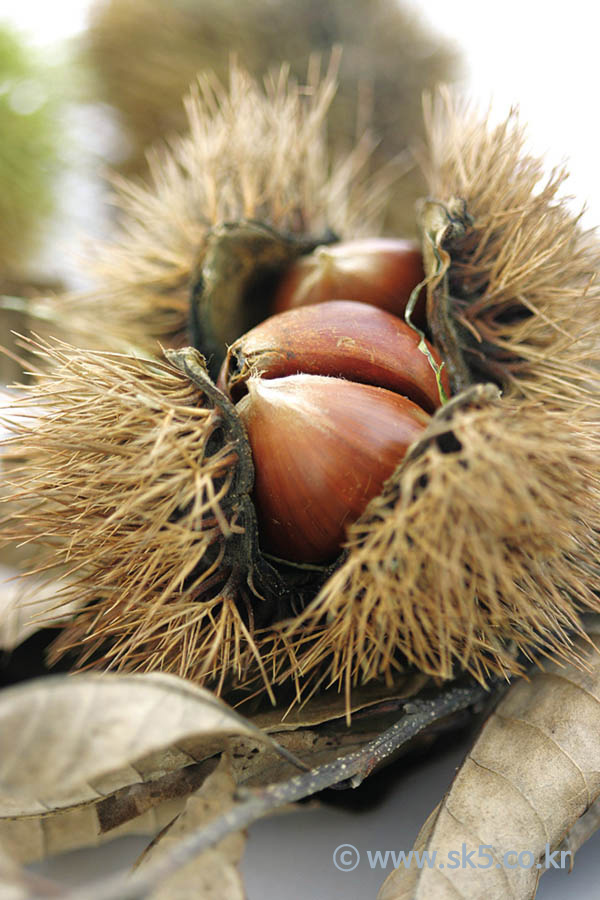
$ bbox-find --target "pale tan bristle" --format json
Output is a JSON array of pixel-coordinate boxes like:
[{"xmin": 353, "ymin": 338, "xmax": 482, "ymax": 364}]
[
  {"xmin": 42, "ymin": 62, "xmax": 394, "ymax": 357},
  {"xmin": 279, "ymin": 392, "xmax": 600, "ymax": 696},
  {"xmin": 420, "ymin": 88, "xmax": 600, "ymax": 411},
  {"xmin": 0, "ymin": 337, "xmax": 265, "ymax": 678},
  {"xmin": 4, "ymin": 90, "xmax": 600, "ymax": 709}
]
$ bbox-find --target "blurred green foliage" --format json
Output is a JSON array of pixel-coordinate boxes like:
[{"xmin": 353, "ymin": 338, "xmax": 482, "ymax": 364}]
[{"xmin": 0, "ymin": 25, "xmax": 60, "ymax": 276}]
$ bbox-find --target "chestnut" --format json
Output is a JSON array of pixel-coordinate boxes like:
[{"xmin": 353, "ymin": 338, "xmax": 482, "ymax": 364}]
[
  {"xmin": 272, "ymin": 237, "xmax": 426, "ymax": 324},
  {"xmin": 219, "ymin": 301, "xmax": 446, "ymax": 565},
  {"xmin": 236, "ymin": 374, "xmax": 430, "ymax": 563},
  {"xmin": 218, "ymin": 300, "xmax": 449, "ymax": 412}
]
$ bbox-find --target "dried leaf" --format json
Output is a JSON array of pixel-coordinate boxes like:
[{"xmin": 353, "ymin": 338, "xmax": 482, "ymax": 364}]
[
  {"xmin": 0, "ymin": 719, "xmax": 365, "ymax": 865},
  {"xmin": 559, "ymin": 791, "xmax": 600, "ymax": 865},
  {"xmin": 46, "ymin": 682, "xmax": 484, "ymax": 900},
  {"xmin": 0, "ymin": 672, "xmax": 298, "ymax": 804},
  {"xmin": 138, "ymin": 757, "xmax": 246, "ymax": 900},
  {"xmin": 0, "ymin": 761, "xmax": 215, "ymax": 864},
  {"xmin": 0, "ymin": 674, "xmax": 438, "ymax": 863},
  {"xmin": 377, "ymin": 630, "xmax": 600, "ymax": 899},
  {"xmin": 252, "ymin": 674, "xmax": 431, "ymax": 732},
  {"xmin": 228, "ymin": 722, "xmax": 383, "ymax": 789}
]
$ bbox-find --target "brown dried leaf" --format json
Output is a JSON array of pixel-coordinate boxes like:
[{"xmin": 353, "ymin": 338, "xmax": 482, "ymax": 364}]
[
  {"xmin": 0, "ymin": 722, "xmax": 367, "ymax": 866},
  {"xmin": 0, "ymin": 712, "xmax": 361, "ymax": 863},
  {"xmin": 60, "ymin": 683, "xmax": 483, "ymax": 900},
  {"xmin": 232, "ymin": 675, "xmax": 437, "ymax": 787},
  {"xmin": 0, "ymin": 672, "xmax": 291, "ymax": 804},
  {"xmin": 0, "ymin": 674, "xmax": 436, "ymax": 863},
  {"xmin": 138, "ymin": 756, "xmax": 246, "ymax": 900},
  {"xmin": 253, "ymin": 674, "xmax": 431, "ymax": 732},
  {"xmin": 378, "ymin": 628, "xmax": 600, "ymax": 900},
  {"xmin": 229, "ymin": 722, "xmax": 382, "ymax": 789},
  {"xmin": 0, "ymin": 760, "xmax": 215, "ymax": 865}
]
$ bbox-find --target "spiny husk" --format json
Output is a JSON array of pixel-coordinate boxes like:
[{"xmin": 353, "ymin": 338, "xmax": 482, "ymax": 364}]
[
  {"xmin": 0, "ymin": 339, "xmax": 273, "ymax": 693},
  {"xmin": 84, "ymin": 0, "xmax": 459, "ymax": 232},
  {"xmin": 51, "ymin": 62, "xmax": 393, "ymax": 357},
  {"xmin": 419, "ymin": 88, "xmax": 600, "ymax": 411},
  {"xmin": 279, "ymin": 387, "xmax": 600, "ymax": 700},
  {"xmin": 5, "ymin": 95, "xmax": 600, "ymax": 710},
  {"xmin": 275, "ymin": 98, "xmax": 600, "ymax": 698}
]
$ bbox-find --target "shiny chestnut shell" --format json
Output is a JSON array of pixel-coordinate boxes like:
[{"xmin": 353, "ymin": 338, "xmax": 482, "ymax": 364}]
[
  {"xmin": 218, "ymin": 300, "xmax": 449, "ymax": 413},
  {"xmin": 272, "ymin": 238, "xmax": 426, "ymax": 324},
  {"xmin": 236, "ymin": 374, "xmax": 430, "ymax": 564}
]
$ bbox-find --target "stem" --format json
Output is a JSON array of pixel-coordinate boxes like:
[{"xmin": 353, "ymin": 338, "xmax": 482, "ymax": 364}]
[{"xmin": 45, "ymin": 681, "xmax": 489, "ymax": 900}]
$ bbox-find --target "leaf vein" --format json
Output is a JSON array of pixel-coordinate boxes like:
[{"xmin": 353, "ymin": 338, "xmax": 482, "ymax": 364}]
[
  {"xmin": 494, "ymin": 712, "xmax": 590, "ymax": 808},
  {"xmin": 468, "ymin": 756, "xmax": 551, "ymax": 844},
  {"xmin": 445, "ymin": 805, "xmax": 515, "ymax": 896}
]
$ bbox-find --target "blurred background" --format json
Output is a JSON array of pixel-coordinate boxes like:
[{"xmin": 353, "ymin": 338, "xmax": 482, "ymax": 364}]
[
  {"xmin": 3, "ymin": 0, "xmax": 598, "ymax": 295},
  {"xmin": 1, "ymin": 1, "xmax": 599, "ymax": 897}
]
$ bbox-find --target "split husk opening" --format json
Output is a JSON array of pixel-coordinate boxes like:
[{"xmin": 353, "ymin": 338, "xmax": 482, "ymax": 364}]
[{"xmin": 2, "ymin": 79, "xmax": 600, "ymax": 714}]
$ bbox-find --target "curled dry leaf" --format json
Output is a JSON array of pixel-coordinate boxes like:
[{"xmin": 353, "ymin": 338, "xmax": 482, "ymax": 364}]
[
  {"xmin": 0, "ymin": 672, "xmax": 300, "ymax": 805},
  {"xmin": 138, "ymin": 756, "xmax": 245, "ymax": 900},
  {"xmin": 0, "ymin": 675, "xmax": 432, "ymax": 864},
  {"xmin": 253, "ymin": 674, "xmax": 431, "ymax": 730},
  {"xmin": 227, "ymin": 676, "xmax": 437, "ymax": 790},
  {"xmin": 41, "ymin": 682, "xmax": 484, "ymax": 900},
  {"xmin": 0, "ymin": 760, "xmax": 214, "ymax": 865},
  {"xmin": 0, "ymin": 721, "xmax": 372, "ymax": 866},
  {"xmin": 377, "ymin": 628, "xmax": 600, "ymax": 900},
  {"xmin": 0, "ymin": 719, "xmax": 372, "ymax": 867}
]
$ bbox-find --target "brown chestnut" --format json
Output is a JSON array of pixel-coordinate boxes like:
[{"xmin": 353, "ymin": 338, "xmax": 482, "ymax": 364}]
[
  {"xmin": 218, "ymin": 300, "xmax": 449, "ymax": 413},
  {"xmin": 219, "ymin": 301, "xmax": 448, "ymax": 564},
  {"xmin": 272, "ymin": 237, "xmax": 426, "ymax": 324},
  {"xmin": 236, "ymin": 374, "xmax": 430, "ymax": 564}
]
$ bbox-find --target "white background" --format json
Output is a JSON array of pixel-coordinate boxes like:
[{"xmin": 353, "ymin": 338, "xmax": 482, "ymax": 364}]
[{"xmin": 3, "ymin": 1, "xmax": 600, "ymax": 897}]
